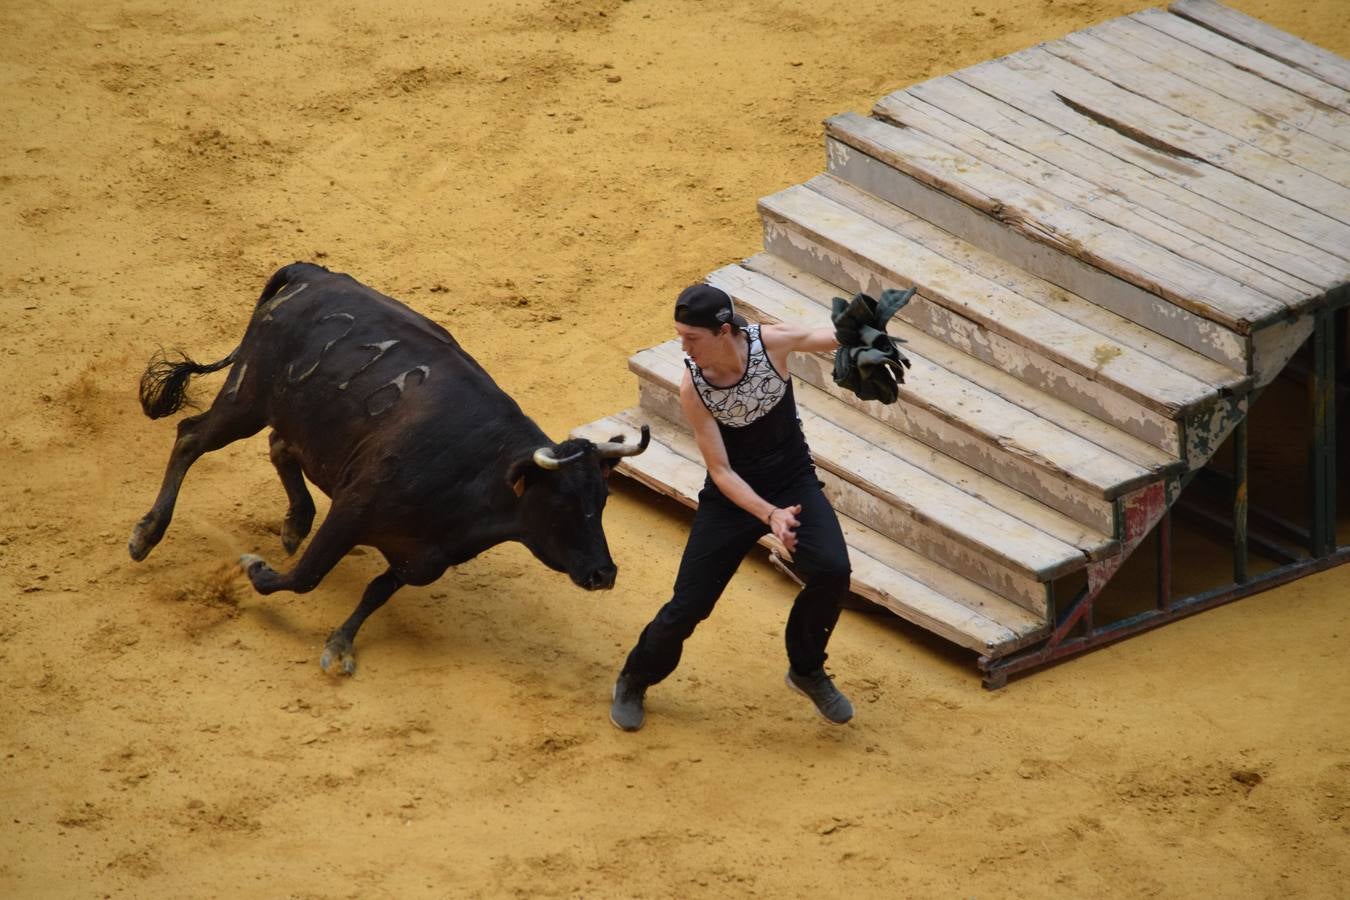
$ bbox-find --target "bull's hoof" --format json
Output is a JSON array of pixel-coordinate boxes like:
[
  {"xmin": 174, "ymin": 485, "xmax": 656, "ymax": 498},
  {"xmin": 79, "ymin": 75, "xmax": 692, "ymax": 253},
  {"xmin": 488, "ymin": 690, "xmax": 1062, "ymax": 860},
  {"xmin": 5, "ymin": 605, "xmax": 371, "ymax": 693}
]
[
  {"xmin": 281, "ymin": 522, "xmax": 305, "ymax": 556},
  {"xmin": 281, "ymin": 510, "xmax": 313, "ymax": 556},
  {"xmin": 320, "ymin": 631, "xmax": 356, "ymax": 677},
  {"xmin": 127, "ymin": 517, "xmax": 161, "ymax": 562},
  {"xmin": 239, "ymin": 553, "xmax": 273, "ymax": 588}
]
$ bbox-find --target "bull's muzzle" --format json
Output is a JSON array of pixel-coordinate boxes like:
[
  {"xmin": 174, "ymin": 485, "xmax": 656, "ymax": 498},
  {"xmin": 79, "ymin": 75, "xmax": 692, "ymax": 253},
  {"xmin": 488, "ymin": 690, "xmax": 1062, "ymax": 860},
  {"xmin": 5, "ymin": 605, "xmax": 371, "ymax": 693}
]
[{"xmin": 580, "ymin": 563, "xmax": 617, "ymax": 591}]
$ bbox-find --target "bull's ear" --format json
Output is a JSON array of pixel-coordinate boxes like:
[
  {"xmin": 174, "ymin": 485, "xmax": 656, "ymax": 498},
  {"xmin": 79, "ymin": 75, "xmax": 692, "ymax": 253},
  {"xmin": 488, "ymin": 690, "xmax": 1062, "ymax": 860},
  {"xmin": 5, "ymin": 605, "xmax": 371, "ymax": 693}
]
[{"xmin": 505, "ymin": 458, "xmax": 532, "ymax": 498}]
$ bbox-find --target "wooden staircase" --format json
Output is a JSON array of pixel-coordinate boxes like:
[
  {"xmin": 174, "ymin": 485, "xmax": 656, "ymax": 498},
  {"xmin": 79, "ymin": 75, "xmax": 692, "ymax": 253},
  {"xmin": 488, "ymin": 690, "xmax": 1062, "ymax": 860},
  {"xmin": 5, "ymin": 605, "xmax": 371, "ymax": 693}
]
[{"xmin": 575, "ymin": 0, "xmax": 1350, "ymax": 682}]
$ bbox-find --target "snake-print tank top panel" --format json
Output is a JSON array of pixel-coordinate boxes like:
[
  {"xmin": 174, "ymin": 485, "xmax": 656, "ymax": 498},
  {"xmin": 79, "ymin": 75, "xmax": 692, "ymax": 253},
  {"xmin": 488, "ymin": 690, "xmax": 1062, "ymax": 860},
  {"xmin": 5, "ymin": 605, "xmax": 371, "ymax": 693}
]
[
  {"xmin": 686, "ymin": 324, "xmax": 810, "ymax": 473},
  {"xmin": 687, "ymin": 324, "xmax": 787, "ymax": 428}
]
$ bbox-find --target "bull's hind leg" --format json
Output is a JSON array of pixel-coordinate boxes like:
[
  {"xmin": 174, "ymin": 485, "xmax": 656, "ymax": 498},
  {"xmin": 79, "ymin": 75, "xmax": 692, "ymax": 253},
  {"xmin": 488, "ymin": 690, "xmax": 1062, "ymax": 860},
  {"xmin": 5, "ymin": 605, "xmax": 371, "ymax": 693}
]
[
  {"xmin": 268, "ymin": 431, "xmax": 315, "ymax": 555},
  {"xmin": 129, "ymin": 404, "xmax": 265, "ymax": 561},
  {"xmin": 320, "ymin": 568, "xmax": 404, "ymax": 676}
]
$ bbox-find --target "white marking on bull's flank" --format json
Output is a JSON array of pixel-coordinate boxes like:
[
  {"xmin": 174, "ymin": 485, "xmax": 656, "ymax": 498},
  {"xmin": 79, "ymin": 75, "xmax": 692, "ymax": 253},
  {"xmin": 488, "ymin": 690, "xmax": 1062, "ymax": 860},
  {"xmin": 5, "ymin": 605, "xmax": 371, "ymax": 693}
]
[
  {"xmin": 224, "ymin": 361, "xmax": 249, "ymax": 399},
  {"xmin": 288, "ymin": 358, "xmax": 320, "ymax": 383},
  {"xmin": 260, "ymin": 282, "xmax": 308, "ymax": 321},
  {"xmin": 389, "ymin": 364, "xmax": 430, "ymax": 393},
  {"xmin": 287, "ymin": 313, "xmax": 355, "ymax": 384},
  {"xmin": 338, "ymin": 339, "xmax": 400, "ymax": 390},
  {"xmin": 366, "ymin": 365, "xmax": 430, "ymax": 416}
]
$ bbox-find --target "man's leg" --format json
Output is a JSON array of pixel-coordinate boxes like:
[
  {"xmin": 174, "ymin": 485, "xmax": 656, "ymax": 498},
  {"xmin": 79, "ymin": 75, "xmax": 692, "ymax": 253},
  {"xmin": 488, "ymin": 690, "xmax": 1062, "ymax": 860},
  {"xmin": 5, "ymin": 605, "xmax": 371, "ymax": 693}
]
[
  {"xmin": 612, "ymin": 485, "xmax": 764, "ymax": 730},
  {"xmin": 773, "ymin": 474, "xmax": 854, "ymax": 724}
]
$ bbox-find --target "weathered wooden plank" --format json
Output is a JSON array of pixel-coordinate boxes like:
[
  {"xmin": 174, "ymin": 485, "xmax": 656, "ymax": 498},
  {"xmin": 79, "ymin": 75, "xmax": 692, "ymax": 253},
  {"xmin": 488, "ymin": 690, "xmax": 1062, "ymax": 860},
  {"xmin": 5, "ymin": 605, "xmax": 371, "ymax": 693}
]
[
  {"xmin": 712, "ymin": 260, "xmax": 1144, "ymax": 528},
  {"xmin": 814, "ymin": 456, "xmax": 1054, "ymax": 619},
  {"xmin": 949, "ymin": 59, "xmax": 1350, "ymax": 263},
  {"xmin": 1047, "ymin": 30, "xmax": 1350, "ymax": 184},
  {"xmin": 998, "ymin": 47, "xmax": 1350, "ymax": 223},
  {"xmin": 631, "ymin": 341, "xmax": 1088, "ymax": 585},
  {"xmin": 1169, "ymin": 0, "xmax": 1350, "ymax": 93},
  {"xmin": 739, "ymin": 249, "xmax": 1189, "ymax": 473},
  {"xmin": 883, "ymin": 80, "xmax": 1349, "ymax": 291},
  {"xmin": 833, "ymin": 511, "xmax": 1050, "ymax": 644},
  {"xmin": 825, "ymin": 111, "xmax": 1289, "ymax": 333},
  {"xmin": 1135, "ymin": 9, "xmax": 1350, "ymax": 114},
  {"xmin": 857, "ymin": 93, "xmax": 1318, "ymax": 302},
  {"xmin": 1093, "ymin": 17, "xmax": 1350, "ymax": 152},
  {"xmin": 826, "ymin": 136, "xmax": 1250, "ymax": 373},
  {"xmin": 575, "ymin": 411, "xmax": 1049, "ymax": 650}
]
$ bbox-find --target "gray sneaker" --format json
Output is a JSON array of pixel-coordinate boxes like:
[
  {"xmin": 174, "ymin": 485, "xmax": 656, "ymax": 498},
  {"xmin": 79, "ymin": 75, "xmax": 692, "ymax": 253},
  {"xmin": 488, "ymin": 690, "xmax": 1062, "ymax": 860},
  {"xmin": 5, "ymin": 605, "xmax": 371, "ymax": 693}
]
[
  {"xmin": 785, "ymin": 668, "xmax": 854, "ymax": 725},
  {"xmin": 610, "ymin": 674, "xmax": 647, "ymax": 732}
]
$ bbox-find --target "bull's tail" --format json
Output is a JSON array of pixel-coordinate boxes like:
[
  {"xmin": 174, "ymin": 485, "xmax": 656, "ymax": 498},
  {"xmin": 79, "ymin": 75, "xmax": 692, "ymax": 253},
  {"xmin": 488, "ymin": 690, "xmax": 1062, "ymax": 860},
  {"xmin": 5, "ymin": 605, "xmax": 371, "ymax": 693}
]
[
  {"xmin": 138, "ymin": 347, "xmax": 238, "ymax": 419},
  {"xmin": 139, "ymin": 263, "xmax": 321, "ymax": 419}
]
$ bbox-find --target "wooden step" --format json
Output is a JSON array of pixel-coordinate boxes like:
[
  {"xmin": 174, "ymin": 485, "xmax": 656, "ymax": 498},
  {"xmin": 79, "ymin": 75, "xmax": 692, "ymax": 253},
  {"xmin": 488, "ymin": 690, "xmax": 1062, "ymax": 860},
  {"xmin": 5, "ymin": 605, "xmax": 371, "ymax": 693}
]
[
  {"xmin": 795, "ymin": 176, "xmax": 1266, "ymax": 461},
  {"xmin": 873, "ymin": 79, "xmax": 1349, "ymax": 298},
  {"xmin": 631, "ymin": 341, "xmax": 1097, "ymax": 613},
  {"xmin": 572, "ymin": 410, "xmax": 1050, "ymax": 656},
  {"xmin": 736, "ymin": 253, "xmax": 1183, "ymax": 473},
  {"xmin": 708, "ymin": 259, "xmax": 1163, "ymax": 532},
  {"xmin": 821, "ymin": 113, "xmax": 1275, "ymax": 371},
  {"xmin": 757, "ymin": 179, "xmax": 1227, "ymax": 453}
]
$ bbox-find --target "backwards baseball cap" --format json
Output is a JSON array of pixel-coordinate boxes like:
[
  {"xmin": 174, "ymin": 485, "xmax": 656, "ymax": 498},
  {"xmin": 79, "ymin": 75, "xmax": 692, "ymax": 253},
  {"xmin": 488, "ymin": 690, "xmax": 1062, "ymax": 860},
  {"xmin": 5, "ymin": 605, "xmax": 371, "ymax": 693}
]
[{"xmin": 674, "ymin": 283, "xmax": 748, "ymax": 331}]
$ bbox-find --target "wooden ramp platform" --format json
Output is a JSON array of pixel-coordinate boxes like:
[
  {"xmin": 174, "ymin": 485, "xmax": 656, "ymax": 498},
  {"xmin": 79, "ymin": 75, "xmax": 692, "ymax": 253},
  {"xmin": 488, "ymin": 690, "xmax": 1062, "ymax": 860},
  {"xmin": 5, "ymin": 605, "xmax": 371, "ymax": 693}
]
[{"xmin": 577, "ymin": 0, "xmax": 1350, "ymax": 683}]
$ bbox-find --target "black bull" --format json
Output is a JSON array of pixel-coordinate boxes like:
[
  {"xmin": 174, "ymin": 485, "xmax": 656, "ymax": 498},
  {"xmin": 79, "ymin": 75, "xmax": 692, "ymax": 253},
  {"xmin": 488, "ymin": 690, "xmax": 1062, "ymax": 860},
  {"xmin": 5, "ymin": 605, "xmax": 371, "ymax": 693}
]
[{"xmin": 129, "ymin": 262, "xmax": 649, "ymax": 674}]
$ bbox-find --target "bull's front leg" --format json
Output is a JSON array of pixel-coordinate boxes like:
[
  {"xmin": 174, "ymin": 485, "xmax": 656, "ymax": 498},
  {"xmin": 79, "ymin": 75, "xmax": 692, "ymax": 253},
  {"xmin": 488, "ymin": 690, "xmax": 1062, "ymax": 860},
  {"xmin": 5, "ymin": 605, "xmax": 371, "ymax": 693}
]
[
  {"xmin": 320, "ymin": 568, "xmax": 403, "ymax": 676},
  {"xmin": 240, "ymin": 505, "xmax": 358, "ymax": 595}
]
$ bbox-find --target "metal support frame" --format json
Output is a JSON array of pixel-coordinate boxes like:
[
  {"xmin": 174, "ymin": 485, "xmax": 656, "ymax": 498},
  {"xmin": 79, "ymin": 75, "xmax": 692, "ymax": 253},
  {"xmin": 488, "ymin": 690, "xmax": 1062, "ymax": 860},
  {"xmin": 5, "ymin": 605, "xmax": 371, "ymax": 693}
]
[{"xmin": 980, "ymin": 307, "xmax": 1344, "ymax": 689}]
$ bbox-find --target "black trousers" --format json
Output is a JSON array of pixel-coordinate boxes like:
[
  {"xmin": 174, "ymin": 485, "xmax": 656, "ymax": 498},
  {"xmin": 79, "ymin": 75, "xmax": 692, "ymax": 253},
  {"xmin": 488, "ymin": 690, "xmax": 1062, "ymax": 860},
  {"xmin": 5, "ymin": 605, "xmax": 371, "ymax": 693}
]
[{"xmin": 622, "ymin": 461, "xmax": 851, "ymax": 686}]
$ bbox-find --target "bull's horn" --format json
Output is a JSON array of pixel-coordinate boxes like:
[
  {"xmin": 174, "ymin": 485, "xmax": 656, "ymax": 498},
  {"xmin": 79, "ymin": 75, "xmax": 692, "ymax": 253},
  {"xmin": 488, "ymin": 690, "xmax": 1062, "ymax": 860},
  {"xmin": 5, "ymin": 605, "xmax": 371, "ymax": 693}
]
[
  {"xmin": 533, "ymin": 446, "xmax": 586, "ymax": 471},
  {"xmin": 595, "ymin": 424, "xmax": 651, "ymax": 459}
]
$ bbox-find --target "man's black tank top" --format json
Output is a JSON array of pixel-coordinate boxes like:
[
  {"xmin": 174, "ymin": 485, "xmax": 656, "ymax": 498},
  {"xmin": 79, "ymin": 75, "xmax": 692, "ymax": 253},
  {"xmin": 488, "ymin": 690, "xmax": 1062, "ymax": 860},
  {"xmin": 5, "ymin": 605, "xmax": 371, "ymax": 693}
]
[{"xmin": 686, "ymin": 324, "xmax": 811, "ymax": 478}]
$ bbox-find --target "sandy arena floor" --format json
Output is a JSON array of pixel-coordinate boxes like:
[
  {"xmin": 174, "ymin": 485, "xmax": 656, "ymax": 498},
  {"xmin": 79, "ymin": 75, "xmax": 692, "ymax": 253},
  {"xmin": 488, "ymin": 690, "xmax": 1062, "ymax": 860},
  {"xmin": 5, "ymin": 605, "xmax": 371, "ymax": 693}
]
[{"xmin": 2, "ymin": 0, "xmax": 1348, "ymax": 896}]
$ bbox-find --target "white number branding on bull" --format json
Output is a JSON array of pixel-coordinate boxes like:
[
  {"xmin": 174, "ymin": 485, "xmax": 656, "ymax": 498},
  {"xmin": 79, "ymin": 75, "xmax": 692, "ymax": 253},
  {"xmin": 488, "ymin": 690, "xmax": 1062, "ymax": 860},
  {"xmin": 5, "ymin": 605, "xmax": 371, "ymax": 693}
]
[
  {"xmin": 286, "ymin": 312, "xmax": 355, "ymax": 384},
  {"xmin": 126, "ymin": 262, "xmax": 650, "ymax": 678},
  {"xmin": 337, "ymin": 340, "xmax": 401, "ymax": 391},
  {"xmin": 258, "ymin": 281, "xmax": 307, "ymax": 321},
  {"xmin": 223, "ymin": 361, "xmax": 249, "ymax": 401},
  {"xmin": 366, "ymin": 364, "xmax": 430, "ymax": 416}
]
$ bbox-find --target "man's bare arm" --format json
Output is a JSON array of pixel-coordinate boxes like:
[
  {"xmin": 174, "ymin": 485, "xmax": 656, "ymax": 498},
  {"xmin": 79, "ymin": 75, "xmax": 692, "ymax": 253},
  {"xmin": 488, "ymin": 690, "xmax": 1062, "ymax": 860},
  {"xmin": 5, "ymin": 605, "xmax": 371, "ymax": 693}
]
[{"xmin": 679, "ymin": 371, "xmax": 801, "ymax": 553}]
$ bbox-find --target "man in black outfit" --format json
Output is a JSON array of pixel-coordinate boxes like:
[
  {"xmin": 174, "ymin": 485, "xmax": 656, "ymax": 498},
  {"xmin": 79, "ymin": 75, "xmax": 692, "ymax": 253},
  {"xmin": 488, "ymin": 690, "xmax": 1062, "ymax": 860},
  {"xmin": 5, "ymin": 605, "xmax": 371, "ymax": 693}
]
[{"xmin": 611, "ymin": 284, "xmax": 854, "ymax": 731}]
